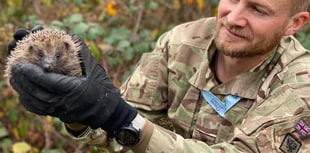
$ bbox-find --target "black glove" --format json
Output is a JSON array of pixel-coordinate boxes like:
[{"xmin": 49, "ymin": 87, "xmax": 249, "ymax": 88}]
[
  {"xmin": 7, "ymin": 25, "xmax": 44, "ymax": 55},
  {"xmin": 9, "ymin": 34, "xmax": 138, "ymax": 134}
]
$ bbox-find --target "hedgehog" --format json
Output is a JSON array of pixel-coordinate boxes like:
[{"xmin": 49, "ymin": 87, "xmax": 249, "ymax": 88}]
[{"xmin": 4, "ymin": 29, "xmax": 82, "ymax": 80}]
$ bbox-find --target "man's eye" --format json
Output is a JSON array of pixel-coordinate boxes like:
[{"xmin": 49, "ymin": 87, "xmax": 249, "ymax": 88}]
[
  {"xmin": 251, "ymin": 6, "xmax": 267, "ymax": 15},
  {"xmin": 230, "ymin": 0, "xmax": 239, "ymax": 3}
]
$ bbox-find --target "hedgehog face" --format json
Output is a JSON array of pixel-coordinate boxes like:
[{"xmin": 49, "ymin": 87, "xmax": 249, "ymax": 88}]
[
  {"xmin": 4, "ymin": 29, "xmax": 82, "ymax": 79},
  {"xmin": 40, "ymin": 50, "xmax": 62, "ymax": 72},
  {"xmin": 28, "ymin": 44, "xmax": 64, "ymax": 73}
]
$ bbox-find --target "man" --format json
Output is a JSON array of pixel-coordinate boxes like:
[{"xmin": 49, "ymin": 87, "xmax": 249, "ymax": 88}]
[{"xmin": 7, "ymin": 0, "xmax": 310, "ymax": 152}]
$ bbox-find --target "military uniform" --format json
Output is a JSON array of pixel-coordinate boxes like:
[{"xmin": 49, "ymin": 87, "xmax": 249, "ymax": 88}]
[{"xmin": 68, "ymin": 17, "xmax": 310, "ymax": 153}]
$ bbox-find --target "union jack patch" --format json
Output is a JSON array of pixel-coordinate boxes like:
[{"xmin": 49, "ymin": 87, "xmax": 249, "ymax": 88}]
[{"xmin": 295, "ymin": 119, "xmax": 310, "ymax": 137}]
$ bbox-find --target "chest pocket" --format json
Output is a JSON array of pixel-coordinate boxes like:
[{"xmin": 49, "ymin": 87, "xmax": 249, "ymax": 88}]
[
  {"xmin": 192, "ymin": 96, "xmax": 253, "ymax": 145},
  {"xmin": 240, "ymin": 87, "xmax": 310, "ymax": 152}
]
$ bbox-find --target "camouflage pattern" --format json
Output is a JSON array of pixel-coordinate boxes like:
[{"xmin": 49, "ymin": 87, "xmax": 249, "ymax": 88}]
[{"xmin": 67, "ymin": 17, "xmax": 310, "ymax": 153}]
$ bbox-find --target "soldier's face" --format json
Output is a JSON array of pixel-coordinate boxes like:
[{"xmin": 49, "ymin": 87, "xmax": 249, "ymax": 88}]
[{"xmin": 214, "ymin": 0, "xmax": 295, "ymax": 58}]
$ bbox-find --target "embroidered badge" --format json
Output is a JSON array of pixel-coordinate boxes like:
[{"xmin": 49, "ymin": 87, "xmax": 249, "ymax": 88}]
[
  {"xmin": 201, "ymin": 90, "xmax": 241, "ymax": 117},
  {"xmin": 280, "ymin": 134, "xmax": 301, "ymax": 153},
  {"xmin": 295, "ymin": 119, "xmax": 310, "ymax": 137}
]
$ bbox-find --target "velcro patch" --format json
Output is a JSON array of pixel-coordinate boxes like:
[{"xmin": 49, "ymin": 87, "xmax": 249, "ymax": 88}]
[
  {"xmin": 279, "ymin": 134, "xmax": 301, "ymax": 153},
  {"xmin": 295, "ymin": 119, "xmax": 310, "ymax": 137}
]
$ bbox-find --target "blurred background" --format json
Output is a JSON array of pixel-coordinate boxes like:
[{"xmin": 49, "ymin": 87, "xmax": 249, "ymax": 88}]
[{"xmin": 0, "ymin": 0, "xmax": 309, "ymax": 152}]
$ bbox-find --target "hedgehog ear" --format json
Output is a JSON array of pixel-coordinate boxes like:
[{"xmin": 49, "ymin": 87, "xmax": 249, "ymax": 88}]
[
  {"xmin": 64, "ymin": 42, "xmax": 70, "ymax": 51},
  {"xmin": 28, "ymin": 45, "xmax": 34, "ymax": 53}
]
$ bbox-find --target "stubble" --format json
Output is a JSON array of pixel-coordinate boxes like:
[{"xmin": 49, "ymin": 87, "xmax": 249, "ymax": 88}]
[{"xmin": 214, "ymin": 18, "xmax": 284, "ymax": 58}]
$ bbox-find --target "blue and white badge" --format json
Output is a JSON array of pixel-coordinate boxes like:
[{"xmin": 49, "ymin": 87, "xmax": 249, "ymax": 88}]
[{"xmin": 201, "ymin": 90, "xmax": 241, "ymax": 117}]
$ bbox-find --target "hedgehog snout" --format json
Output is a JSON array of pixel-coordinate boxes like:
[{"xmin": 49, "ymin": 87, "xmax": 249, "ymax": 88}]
[
  {"xmin": 42, "ymin": 58, "xmax": 56, "ymax": 72},
  {"xmin": 43, "ymin": 64, "xmax": 54, "ymax": 72}
]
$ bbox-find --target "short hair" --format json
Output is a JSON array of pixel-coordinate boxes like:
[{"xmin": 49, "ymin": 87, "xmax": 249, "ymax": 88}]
[{"xmin": 291, "ymin": 0, "xmax": 310, "ymax": 14}]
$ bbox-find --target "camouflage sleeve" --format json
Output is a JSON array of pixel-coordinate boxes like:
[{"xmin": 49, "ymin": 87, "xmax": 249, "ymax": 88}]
[
  {"xmin": 120, "ymin": 31, "xmax": 171, "ymax": 123},
  {"xmin": 142, "ymin": 124, "xmax": 243, "ymax": 153},
  {"xmin": 64, "ymin": 126, "xmax": 124, "ymax": 153}
]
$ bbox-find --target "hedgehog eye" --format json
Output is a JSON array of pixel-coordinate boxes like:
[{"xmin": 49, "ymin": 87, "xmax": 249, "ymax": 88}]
[
  {"xmin": 55, "ymin": 52, "xmax": 61, "ymax": 58},
  {"xmin": 38, "ymin": 51, "xmax": 44, "ymax": 58}
]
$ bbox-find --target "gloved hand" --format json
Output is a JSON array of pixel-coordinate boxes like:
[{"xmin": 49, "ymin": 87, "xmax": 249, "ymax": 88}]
[
  {"xmin": 7, "ymin": 25, "xmax": 43, "ymax": 55},
  {"xmin": 9, "ymin": 33, "xmax": 138, "ymax": 135}
]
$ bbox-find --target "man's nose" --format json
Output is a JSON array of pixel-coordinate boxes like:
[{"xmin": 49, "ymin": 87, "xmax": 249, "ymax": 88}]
[{"xmin": 226, "ymin": 5, "xmax": 247, "ymax": 27}]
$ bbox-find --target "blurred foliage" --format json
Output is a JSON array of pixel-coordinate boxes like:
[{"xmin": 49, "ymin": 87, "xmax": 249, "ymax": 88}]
[
  {"xmin": 0, "ymin": 0, "xmax": 309, "ymax": 152},
  {"xmin": 296, "ymin": 25, "xmax": 310, "ymax": 49}
]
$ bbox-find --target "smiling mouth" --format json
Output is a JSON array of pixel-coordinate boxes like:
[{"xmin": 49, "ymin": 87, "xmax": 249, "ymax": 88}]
[
  {"xmin": 227, "ymin": 28, "xmax": 244, "ymax": 38},
  {"xmin": 222, "ymin": 25, "xmax": 254, "ymax": 41},
  {"xmin": 219, "ymin": 19, "xmax": 251, "ymax": 39},
  {"xmin": 225, "ymin": 25, "xmax": 246, "ymax": 37}
]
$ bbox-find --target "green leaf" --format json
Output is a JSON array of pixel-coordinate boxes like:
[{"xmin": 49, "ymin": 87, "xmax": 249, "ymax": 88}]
[
  {"xmin": 7, "ymin": 7, "xmax": 17, "ymax": 16},
  {"xmin": 41, "ymin": 0, "xmax": 52, "ymax": 6},
  {"xmin": 73, "ymin": 0, "xmax": 84, "ymax": 5},
  {"xmin": 12, "ymin": 142, "xmax": 31, "ymax": 153},
  {"xmin": 1, "ymin": 138, "xmax": 12, "ymax": 153},
  {"xmin": 18, "ymin": 119, "xmax": 30, "ymax": 138},
  {"xmin": 7, "ymin": 109, "xmax": 20, "ymax": 123},
  {"xmin": 72, "ymin": 22, "xmax": 89, "ymax": 36},
  {"xmin": 67, "ymin": 13, "xmax": 84, "ymax": 24},
  {"xmin": 107, "ymin": 56, "xmax": 122, "ymax": 67},
  {"xmin": 90, "ymin": 147, "xmax": 102, "ymax": 153},
  {"xmin": 53, "ymin": 117, "xmax": 63, "ymax": 130},
  {"xmin": 41, "ymin": 148, "xmax": 65, "ymax": 153},
  {"xmin": 296, "ymin": 31, "xmax": 310, "ymax": 49},
  {"xmin": 117, "ymin": 40, "xmax": 131, "ymax": 51},
  {"xmin": 103, "ymin": 36, "xmax": 116, "ymax": 45},
  {"xmin": 25, "ymin": 14, "xmax": 43, "ymax": 27},
  {"xmin": 123, "ymin": 47, "xmax": 135, "ymax": 61},
  {"xmin": 140, "ymin": 29, "xmax": 153, "ymax": 41},
  {"xmin": 103, "ymin": 27, "xmax": 131, "ymax": 46},
  {"xmin": 148, "ymin": 1, "xmax": 159, "ymax": 10},
  {"xmin": 88, "ymin": 42, "xmax": 101, "ymax": 61},
  {"xmin": 134, "ymin": 42, "xmax": 150, "ymax": 53},
  {"xmin": 111, "ymin": 27, "xmax": 131, "ymax": 40},
  {"xmin": 50, "ymin": 20, "xmax": 64, "ymax": 30},
  {"xmin": 0, "ymin": 126, "xmax": 9, "ymax": 138},
  {"xmin": 0, "ymin": 79, "xmax": 7, "ymax": 89},
  {"xmin": 87, "ymin": 23, "xmax": 105, "ymax": 40}
]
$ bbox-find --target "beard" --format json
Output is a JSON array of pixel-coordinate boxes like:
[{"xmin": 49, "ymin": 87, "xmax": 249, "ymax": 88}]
[{"xmin": 214, "ymin": 17, "xmax": 285, "ymax": 58}]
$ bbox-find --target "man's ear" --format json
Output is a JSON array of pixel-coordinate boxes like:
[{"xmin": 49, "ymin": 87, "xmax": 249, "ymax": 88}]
[{"xmin": 285, "ymin": 12, "xmax": 309, "ymax": 36}]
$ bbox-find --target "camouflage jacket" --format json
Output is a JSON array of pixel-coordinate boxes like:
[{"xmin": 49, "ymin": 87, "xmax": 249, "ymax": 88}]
[{"xmin": 69, "ymin": 17, "xmax": 310, "ymax": 153}]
